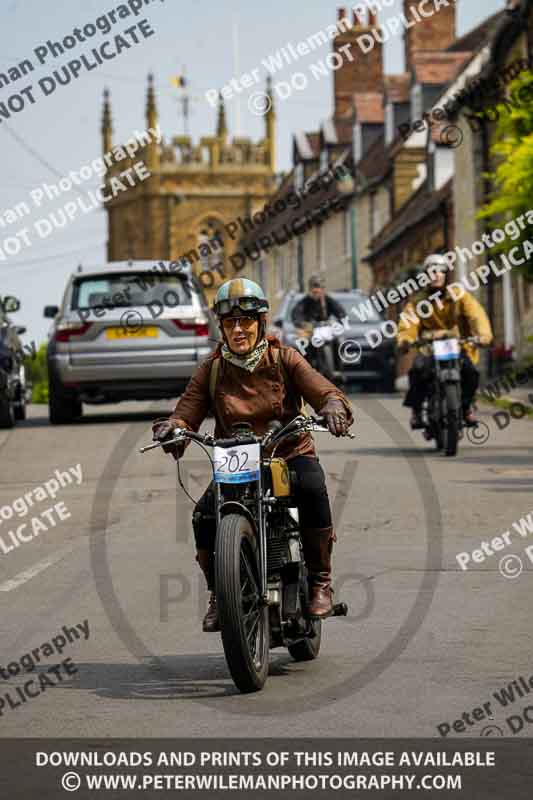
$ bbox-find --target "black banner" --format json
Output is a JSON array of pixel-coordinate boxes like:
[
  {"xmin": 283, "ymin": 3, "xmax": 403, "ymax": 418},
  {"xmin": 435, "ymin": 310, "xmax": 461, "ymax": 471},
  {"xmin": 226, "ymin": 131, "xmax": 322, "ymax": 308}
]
[{"xmin": 1, "ymin": 738, "xmax": 533, "ymax": 798}]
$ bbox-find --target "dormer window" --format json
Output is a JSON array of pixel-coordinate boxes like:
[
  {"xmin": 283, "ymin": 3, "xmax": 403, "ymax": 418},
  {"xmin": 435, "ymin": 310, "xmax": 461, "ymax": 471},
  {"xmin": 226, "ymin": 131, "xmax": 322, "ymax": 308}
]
[{"xmin": 411, "ymin": 84, "xmax": 423, "ymax": 121}]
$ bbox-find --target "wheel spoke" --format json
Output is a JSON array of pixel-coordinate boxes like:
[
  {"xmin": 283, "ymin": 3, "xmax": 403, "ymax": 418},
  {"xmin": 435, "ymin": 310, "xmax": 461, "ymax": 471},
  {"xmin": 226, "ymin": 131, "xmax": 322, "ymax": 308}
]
[
  {"xmin": 242, "ymin": 597, "xmax": 260, "ymax": 622},
  {"xmin": 240, "ymin": 550, "xmax": 257, "ymax": 589},
  {"xmin": 246, "ymin": 612, "xmax": 261, "ymax": 656}
]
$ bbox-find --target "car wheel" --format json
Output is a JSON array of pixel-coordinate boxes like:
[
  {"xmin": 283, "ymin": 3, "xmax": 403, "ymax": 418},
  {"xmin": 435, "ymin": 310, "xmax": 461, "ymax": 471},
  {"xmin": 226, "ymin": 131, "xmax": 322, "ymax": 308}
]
[
  {"xmin": 48, "ymin": 378, "xmax": 81, "ymax": 425},
  {"xmin": 0, "ymin": 392, "xmax": 15, "ymax": 429},
  {"xmin": 14, "ymin": 379, "xmax": 27, "ymax": 421},
  {"xmin": 380, "ymin": 372, "xmax": 396, "ymax": 393},
  {"xmin": 14, "ymin": 396, "xmax": 26, "ymax": 421}
]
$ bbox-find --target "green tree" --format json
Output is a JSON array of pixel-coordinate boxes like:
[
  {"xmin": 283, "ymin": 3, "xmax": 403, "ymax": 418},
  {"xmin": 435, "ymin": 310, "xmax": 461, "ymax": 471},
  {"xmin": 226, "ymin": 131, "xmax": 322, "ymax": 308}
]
[
  {"xmin": 477, "ymin": 69, "xmax": 533, "ymax": 279},
  {"xmin": 24, "ymin": 343, "xmax": 48, "ymax": 404}
]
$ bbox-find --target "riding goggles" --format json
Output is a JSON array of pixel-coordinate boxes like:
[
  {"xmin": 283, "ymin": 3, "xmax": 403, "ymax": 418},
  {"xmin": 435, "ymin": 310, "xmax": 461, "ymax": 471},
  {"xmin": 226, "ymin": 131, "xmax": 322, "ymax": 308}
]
[{"xmin": 214, "ymin": 296, "xmax": 269, "ymax": 317}]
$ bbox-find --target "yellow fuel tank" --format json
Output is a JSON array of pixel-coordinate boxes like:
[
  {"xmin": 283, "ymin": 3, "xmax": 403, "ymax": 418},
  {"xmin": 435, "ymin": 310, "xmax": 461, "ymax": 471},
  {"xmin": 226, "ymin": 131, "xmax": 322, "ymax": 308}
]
[{"xmin": 269, "ymin": 458, "xmax": 291, "ymax": 497}]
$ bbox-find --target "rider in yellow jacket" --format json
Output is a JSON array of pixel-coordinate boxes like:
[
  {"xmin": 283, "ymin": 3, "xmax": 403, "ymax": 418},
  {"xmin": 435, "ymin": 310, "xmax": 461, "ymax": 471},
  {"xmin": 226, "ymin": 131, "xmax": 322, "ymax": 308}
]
[{"xmin": 397, "ymin": 254, "xmax": 493, "ymax": 429}]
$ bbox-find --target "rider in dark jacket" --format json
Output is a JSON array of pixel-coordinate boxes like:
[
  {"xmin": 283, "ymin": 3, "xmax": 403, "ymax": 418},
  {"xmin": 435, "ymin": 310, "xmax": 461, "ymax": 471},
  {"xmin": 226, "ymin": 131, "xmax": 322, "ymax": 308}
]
[{"xmin": 291, "ymin": 274, "xmax": 346, "ymax": 327}]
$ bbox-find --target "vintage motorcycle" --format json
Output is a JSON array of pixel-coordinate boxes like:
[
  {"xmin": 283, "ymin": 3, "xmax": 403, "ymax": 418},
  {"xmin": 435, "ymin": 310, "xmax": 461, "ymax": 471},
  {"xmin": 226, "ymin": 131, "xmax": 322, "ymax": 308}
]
[
  {"xmin": 409, "ymin": 336, "xmax": 478, "ymax": 457},
  {"xmin": 141, "ymin": 414, "xmax": 352, "ymax": 693}
]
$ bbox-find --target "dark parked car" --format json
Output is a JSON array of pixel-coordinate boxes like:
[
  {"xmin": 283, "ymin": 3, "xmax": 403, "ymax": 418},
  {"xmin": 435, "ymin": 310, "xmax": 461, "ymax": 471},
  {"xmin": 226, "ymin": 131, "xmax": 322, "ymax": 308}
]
[
  {"xmin": 271, "ymin": 290, "xmax": 396, "ymax": 391},
  {"xmin": 0, "ymin": 295, "xmax": 28, "ymax": 427}
]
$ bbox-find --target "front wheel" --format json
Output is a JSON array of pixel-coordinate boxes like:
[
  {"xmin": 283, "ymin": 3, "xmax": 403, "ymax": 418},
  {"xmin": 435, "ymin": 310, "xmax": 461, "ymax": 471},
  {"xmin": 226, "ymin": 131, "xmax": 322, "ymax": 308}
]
[
  {"xmin": 215, "ymin": 513, "xmax": 269, "ymax": 693},
  {"xmin": 313, "ymin": 342, "xmax": 335, "ymax": 382},
  {"xmin": 443, "ymin": 383, "xmax": 460, "ymax": 457}
]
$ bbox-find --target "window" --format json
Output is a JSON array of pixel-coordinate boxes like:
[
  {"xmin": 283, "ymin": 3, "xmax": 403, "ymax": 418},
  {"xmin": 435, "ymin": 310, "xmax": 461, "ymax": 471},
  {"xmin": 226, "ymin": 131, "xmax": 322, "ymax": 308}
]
[
  {"xmin": 294, "ymin": 163, "xmax": 304, "ymax": 191},
  {"xmin": 255, "ymin": 259, "xmax": 265, "ymax": 289},
  {"xmin": 316, "ymin": 225, "xmax": 323, "ymax": 269},
  {"xmin": 353, "ymin": 123, "xmax": 363, "ymax": 164},
  {"xmin": 71, "ymin": 272, "xmax": 194, "ymax": 309},
  {"xmin": 343, "ymin": 206, "xmax": 352, "ymax": 257},
  {"xmin": 385, "ymin": 102, "xmax": 395, "ymax": 145},
  {"xmin": 275, "ymin": 249, "xmax": 285, "ymax": 294},
  {"xmin": 411, "ymin": 83, "xmax": 422, "ymax": 121}
]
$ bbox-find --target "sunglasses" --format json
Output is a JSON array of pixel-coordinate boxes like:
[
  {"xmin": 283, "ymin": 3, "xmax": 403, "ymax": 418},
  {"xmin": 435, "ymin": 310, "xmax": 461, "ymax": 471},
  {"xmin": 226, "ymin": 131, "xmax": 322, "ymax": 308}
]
[{"xmin": 221, "ymin": 315, "xmax": 258, "ymax": 331}]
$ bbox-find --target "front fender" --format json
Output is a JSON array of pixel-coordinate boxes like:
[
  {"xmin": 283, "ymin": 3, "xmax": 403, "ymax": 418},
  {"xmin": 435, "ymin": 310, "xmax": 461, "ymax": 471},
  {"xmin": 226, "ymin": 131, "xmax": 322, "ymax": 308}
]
[{"xmin": 219, "ymin": 501, "xmax": 258, "ymax": 536}]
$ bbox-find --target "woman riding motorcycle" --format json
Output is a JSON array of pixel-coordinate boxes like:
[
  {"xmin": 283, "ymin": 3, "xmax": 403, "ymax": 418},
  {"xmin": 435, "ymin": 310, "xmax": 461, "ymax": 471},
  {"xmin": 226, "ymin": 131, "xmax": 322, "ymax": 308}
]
[
  {"xmin": 153, "ymin": 278, "xmax": 354, "ymax": 632},
  {"xmin": 397, "ymin": 254, "xmax": 493, "ymax": 429}
]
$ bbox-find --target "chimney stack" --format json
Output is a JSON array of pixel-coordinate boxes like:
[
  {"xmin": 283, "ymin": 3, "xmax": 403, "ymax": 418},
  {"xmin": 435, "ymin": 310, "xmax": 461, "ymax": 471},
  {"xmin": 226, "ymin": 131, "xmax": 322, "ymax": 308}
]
[
  {"xmin": 404, "ymin": 0, "xmax": 456, "ymax": 72},
  {"xmin": 338, "ymin": 7, "xmax": 348, "ymax": 23},
  {"xmin": 333, "ymin": 8, "xmax": 383, "ymax": 118}
]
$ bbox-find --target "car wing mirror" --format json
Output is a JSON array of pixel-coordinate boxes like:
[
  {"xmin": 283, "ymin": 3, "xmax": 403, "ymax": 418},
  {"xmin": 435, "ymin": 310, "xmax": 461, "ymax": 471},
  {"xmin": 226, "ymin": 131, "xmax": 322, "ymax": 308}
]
[
  {"xmin": 44, "ymin": 305, "xmax": 59, "ymax": 318},
  {"xmin": 2, "ymin": 296, "xmax": 20, "ymax": 313}
]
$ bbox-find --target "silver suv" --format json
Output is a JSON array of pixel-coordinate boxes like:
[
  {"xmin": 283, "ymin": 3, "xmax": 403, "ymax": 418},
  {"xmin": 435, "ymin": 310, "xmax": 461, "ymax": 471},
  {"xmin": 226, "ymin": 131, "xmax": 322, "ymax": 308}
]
[{"xmin": 44, "ymin": 261, "xmax": 218, "ymax": 424}]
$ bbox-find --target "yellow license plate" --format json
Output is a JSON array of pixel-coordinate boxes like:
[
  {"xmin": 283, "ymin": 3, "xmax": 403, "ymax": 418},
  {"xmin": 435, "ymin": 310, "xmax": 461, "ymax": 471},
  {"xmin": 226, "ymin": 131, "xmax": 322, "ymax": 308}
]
[{"xmin": 106, "ymin": 326, "xmax": 159, "ymax": 340}]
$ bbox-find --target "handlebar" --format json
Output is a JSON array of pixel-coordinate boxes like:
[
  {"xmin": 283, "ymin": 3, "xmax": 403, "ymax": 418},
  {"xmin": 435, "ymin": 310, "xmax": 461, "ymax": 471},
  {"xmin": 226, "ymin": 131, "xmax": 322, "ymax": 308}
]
[{"xmin": 140, "ymin": 414, "xmax": 354, "ymax": 454}]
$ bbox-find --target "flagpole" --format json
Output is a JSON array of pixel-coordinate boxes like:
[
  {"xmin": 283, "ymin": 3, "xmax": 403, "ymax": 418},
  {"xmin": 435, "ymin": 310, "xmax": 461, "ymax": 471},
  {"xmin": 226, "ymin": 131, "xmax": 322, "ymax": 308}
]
[
  {"xmin": 232, "ymin": 15, "xmax": 240, "ymax": 136},
  {"xmin": 182, "ymin": 64, "xmax": 189, "ymax": 136}
]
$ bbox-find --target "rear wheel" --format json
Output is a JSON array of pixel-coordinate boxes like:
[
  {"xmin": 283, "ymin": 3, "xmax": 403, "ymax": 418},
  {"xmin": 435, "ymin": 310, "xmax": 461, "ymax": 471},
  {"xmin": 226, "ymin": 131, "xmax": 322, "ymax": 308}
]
[
  {"xmin": 14, "ymin": 380, "xmax": 26, "ymax": 421},
  {"xmin": 288, "ymin": 618, "xmax": 322, "ymax": 662},
  {"xmin": 48, "ymin": 377, "xmax": 82, "ymax": 425},
  {"xmin": 444, "ymin": 384, "xmax": 460, "ymax": 457},
  {"xmin": 216, "ymin": 513, "xmax": 269, "ymax": 693}
]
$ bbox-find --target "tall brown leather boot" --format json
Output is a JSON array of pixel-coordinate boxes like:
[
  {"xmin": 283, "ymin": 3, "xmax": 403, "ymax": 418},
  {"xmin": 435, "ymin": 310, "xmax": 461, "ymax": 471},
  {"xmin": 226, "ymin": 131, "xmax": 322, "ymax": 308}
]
[
  {"xmin": 300, "ymin": 527, "xmax": 336, "ymax": 618},
  {"xmin": 196, "ymin": 549, "xmax": 219, "ymax": 632}
]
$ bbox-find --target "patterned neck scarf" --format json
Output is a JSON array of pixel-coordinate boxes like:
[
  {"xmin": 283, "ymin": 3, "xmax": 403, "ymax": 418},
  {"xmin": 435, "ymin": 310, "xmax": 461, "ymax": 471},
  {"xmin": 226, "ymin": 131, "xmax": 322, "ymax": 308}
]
[{"xmin": 221, "ymin": 337, "xmax": 268, "ymax": 372}]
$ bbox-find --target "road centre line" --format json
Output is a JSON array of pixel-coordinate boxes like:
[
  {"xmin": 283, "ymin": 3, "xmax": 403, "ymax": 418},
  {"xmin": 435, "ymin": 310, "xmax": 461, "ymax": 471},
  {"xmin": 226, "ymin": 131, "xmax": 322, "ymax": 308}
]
[{"xmin": 0, "ymin": 542, "xmax": 76, "ymax": 592}]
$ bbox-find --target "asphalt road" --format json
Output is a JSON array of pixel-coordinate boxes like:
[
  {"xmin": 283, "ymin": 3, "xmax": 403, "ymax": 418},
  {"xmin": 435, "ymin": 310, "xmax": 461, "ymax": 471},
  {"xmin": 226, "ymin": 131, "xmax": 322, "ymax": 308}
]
[{"xmin": 0, "ymin": 395, "xmax": 532, "ymax": 738}]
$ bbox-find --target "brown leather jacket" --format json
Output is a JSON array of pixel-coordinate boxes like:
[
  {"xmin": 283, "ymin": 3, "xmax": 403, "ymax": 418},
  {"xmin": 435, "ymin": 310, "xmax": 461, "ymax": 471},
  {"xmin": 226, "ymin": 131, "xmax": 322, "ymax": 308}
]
[{"xmin": 169, "ymin": 336, "xmax": 354, "ymax": 461}]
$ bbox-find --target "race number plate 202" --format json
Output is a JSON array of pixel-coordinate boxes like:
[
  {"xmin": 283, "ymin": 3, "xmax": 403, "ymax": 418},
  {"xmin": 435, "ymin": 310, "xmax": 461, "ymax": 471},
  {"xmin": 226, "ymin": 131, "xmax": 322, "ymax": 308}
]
[
  {"xmin": 213, "ymin": 443, "xmax": 260, "ymax": 484},
  {"xmin": 433, "ymin": 338, "xmax": 460, "ymax": 361}
]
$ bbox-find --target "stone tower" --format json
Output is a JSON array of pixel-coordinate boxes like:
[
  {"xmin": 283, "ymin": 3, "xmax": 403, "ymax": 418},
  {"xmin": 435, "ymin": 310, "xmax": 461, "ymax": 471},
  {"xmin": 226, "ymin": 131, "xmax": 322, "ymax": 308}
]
[{"xmin": 102, "ymin": 74, "xmax": 277, "ymax": 299}]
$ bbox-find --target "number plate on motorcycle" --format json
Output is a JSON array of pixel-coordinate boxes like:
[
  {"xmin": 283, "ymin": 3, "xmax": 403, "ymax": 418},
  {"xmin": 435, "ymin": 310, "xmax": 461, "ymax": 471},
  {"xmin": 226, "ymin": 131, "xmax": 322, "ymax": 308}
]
[
  {"xmin": 213, "ymin": 443, "xmax": 260, "ymax": 484},
  {"xmin": 313, "ymin": 325, "xmax": 334, "ymax": 343},
  {"xmin": 433, "ymin": 338, "xmax": 460, "ymax": 361}
]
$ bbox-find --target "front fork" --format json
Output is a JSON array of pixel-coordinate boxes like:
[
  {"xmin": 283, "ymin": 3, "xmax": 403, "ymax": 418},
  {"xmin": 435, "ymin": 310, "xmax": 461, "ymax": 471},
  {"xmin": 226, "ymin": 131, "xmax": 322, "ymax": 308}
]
[{"xmin": 215, "ymin": 473, "xmax": 268, "ymax": 602}]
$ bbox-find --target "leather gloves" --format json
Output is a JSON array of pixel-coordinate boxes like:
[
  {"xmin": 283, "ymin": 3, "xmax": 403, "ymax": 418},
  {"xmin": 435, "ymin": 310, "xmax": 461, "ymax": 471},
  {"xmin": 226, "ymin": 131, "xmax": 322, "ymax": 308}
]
[
  {"xmin": 319, "ymin": 398, "xmax": 350, "ymax": 437},
  {"xmin": 152, "ymin": 419, "xmax": 185, "ymax": 461}
]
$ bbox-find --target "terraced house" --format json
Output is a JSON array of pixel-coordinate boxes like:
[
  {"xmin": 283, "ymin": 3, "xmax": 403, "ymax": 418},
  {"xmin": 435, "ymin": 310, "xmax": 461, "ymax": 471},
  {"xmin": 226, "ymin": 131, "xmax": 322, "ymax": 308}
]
[{"xmin": 242, "ymin": 0, "xmax": 532, "ymax": 374}]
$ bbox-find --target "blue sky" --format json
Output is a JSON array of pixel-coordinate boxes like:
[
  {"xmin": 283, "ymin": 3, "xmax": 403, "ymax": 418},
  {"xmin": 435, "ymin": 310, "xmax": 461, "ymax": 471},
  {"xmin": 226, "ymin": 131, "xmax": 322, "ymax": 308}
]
[{"xmin": 0, "ymin": 0, "xmax": 504, "ymax": 344}]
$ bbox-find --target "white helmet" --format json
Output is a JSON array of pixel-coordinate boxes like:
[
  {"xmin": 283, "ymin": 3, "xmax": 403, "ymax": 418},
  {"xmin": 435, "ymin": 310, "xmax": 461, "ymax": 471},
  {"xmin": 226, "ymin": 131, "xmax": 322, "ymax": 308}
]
[{"xmin": 424, "ymin": 253, "xmax": 449, "ymax": 272}]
